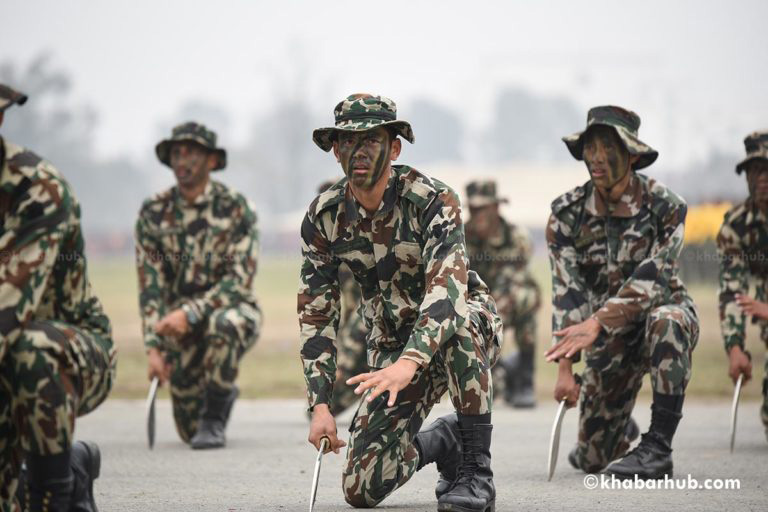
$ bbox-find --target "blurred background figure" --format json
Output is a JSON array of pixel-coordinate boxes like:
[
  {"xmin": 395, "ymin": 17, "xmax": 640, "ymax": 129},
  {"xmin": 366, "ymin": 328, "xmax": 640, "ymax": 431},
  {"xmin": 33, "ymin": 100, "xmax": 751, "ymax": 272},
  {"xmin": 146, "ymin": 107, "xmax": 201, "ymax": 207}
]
[
  {"xmin": 717, "ymin": 130, "xmax": 768, "ymax": 442},
  {"xmin": 465, "ymin": 180, "xmax": 541, "ymax": 408}
]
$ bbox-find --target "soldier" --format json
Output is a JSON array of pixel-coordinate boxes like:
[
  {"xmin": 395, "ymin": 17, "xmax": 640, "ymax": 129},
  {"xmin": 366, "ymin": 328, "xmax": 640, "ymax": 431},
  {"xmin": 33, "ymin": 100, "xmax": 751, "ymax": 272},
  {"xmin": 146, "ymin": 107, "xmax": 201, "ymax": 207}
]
[
  {"xmin": 717, "ymin": 131, "xmax": 768, "ymax": 442},
  {"xmin": 465, "ymin": 181, "xmax": 541, "ymax": 408},
  {"xmin": 0, "ymin": 84, "xmax": 116, "ymax": 511},
  {"xmin": 135, "ymin": 122, "xmax": 262, "ymax": 449},
  {"xmin": 300, "ymin": 94, "xmax": 502, "ymax": 511},
  {"xmin": 544, "ymin": 106, "xmax": 699, "ymax": 479},
  {"xmin": 315, "ymin": 180, "xmax": 369, "ymax": 418}
]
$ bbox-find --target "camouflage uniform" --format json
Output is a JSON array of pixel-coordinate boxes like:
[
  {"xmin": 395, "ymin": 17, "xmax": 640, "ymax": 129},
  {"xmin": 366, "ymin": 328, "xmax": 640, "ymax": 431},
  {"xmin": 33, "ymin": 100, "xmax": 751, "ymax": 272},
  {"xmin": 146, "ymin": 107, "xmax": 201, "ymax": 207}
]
[
  {"xmin": 135, "ymin": 124, "xmax": 261, "ymax": 443},
  {"xmin": 549, "ymin": 106, "xmax": 699, "ymax": 473},
  {"xmin": 717, "ymin": 131, "xmax": 768, "ymax": 430},
  {"xmin": 0, "ymin": 137, "xmax": 117, "ymax": 510},
  {"xmin": 299, "ymin": 163, "xmax": 502, "ymax": 507},
  {"xmin": 465, "ymin": 181, "xmax": 540, "ymax": 405}
]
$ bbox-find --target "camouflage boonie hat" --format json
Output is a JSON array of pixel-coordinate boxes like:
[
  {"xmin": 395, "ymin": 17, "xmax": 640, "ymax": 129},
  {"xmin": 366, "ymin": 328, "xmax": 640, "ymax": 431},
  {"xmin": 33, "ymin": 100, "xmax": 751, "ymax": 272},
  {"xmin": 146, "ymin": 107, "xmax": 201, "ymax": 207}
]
[
  {"xmin": 735, "ymin": 131, "xmax": 768, "ymax": 174},
  {"xmin": 0, "ymin": 84, "xmax": 28, "ymax": 112},
  {"xmin": 312, "ymin": 94, "xmax": 415, "ymax": 152},
  {"xmin": 155, "ymin": 121, "xmax": 227, "ymax": 171},
  {"xmin": 563, "ymin": 106, "xmax": 658, "ymax": 170},
  {"xmin": 466, "ymin": 180, "xmax": 508, "ymax": 208}
]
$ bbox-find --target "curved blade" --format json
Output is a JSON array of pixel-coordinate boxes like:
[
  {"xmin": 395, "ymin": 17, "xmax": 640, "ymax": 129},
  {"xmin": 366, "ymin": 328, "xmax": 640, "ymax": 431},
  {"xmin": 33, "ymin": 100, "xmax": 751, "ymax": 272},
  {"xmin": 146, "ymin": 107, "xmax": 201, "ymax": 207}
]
[
  {"xmin": 146, "ymin": 377, "xmax": 159, "ymax": 450},
  {"xmin": 729, "ymin": 374, "xmax": 743, "ymax": 453},
  {"xmin": 547, "ymin": 399, "xmax": 568, "ymax": 481},
  {"xmin": 309, "ymin": 437, "xmax": 329, "ymax": 512}
]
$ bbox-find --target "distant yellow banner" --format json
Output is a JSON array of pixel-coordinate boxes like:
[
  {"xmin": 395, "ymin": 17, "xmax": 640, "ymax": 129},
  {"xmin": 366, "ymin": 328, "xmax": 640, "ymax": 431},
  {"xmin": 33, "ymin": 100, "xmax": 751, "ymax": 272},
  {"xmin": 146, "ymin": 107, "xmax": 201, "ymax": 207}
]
[{"xmin": 684, "ymin": 203, "xmax": 732, "ymax": 244}]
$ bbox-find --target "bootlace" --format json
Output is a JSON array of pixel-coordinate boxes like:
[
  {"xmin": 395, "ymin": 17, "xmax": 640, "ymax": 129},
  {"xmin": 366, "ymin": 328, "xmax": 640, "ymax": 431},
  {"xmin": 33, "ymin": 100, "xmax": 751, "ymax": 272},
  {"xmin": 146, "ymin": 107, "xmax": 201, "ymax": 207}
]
[{"xmin": 455, "ymin": 427, "xmax": 481, "ymax": 482}]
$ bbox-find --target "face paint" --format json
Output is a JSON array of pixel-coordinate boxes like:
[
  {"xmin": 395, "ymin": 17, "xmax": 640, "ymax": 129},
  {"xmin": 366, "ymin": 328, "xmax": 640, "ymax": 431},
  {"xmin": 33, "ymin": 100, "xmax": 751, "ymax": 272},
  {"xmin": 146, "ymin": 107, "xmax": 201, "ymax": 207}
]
[
  {"xmin": 582, "ymin": 126, "xmax": 631, "ymax": 190},
  {"xmin": 169, "ymin": 141, "xmax": 212, "ymax": 189},
  {"xmin": 746, "ymin": 160, "xmax": 768, "ymax": 209},
  {"xmin": 336, "ymin": 127, "xmax": 391, "ymax": 190}
]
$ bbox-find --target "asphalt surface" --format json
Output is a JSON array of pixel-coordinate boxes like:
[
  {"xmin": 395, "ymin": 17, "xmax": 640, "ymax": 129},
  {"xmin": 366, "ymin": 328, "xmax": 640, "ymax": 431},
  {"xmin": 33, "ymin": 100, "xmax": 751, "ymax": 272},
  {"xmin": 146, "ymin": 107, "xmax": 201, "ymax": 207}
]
[{"xmin": 75, "ymin": 398, "xmax": 767, "ymax": 512}]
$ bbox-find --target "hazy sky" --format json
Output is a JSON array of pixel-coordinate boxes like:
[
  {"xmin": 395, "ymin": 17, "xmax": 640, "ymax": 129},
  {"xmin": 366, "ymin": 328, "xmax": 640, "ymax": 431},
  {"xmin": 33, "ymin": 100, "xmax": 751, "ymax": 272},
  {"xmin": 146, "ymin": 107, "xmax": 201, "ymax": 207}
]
[{"xmin": 3, "ymin": 0, "xmax": 766, "ymax": 169}]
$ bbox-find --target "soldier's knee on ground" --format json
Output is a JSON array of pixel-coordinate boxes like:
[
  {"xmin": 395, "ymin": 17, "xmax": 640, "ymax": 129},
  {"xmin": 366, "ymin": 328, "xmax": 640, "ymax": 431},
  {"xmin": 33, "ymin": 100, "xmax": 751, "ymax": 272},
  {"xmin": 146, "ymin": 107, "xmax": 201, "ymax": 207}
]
[{"xmin": 342, "ymin": 472, "xmax": 389, "ymax": 509}]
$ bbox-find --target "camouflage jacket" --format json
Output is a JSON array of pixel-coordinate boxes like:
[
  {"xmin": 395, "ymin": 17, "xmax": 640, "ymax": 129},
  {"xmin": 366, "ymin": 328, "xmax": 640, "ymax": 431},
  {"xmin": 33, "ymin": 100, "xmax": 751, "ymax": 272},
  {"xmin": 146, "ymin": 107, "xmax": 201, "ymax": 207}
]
[
  {"xmin": 546, "ymin": 173, "xmax": 695, "ymax": 354},
  {"xmin": 299, "ymin": 165, "xmax": 492, "ymax": 408},
  {"xmin": 0, "ymin": 138, "xmax": 112, "ymax": 362},
  {"xmin": 135, "ymin": 180, "xmax": 260, "ymax": 350},
  {"xmin": 466, "ymin": 215, "xmax": 540, "ymax": 319},
  {"xmin": 717, "ymin": 198, "xmax": 768, "ymax": 350}
]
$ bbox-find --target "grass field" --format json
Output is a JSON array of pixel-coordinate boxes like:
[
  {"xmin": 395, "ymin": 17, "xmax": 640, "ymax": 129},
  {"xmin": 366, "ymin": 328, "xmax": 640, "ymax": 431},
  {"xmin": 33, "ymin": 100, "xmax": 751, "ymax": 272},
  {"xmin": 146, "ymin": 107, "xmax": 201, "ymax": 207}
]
[{"xmin": 90, "ymin": 256, "xmax": 766, "ymax": 401}]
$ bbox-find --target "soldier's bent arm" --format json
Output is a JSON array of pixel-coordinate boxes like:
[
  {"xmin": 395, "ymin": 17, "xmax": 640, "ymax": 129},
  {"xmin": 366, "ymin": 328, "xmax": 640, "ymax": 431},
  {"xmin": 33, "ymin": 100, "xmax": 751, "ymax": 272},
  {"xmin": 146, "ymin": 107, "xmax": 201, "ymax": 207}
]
[
  {"xmin": 546, "ymin": 213, "xmax": 591, "ymax": 360},
  {"xmin": 135, "ymin": 206, "xmax": 169, "ymax": 350},
  {"xmin": 399, "ymin": 189, "xmax": 469, "ymax": 368},
  {"xmin": 716, "ymin": 217, "xmax": 749, "ymax": 352},
  {"xmin": 593, "ymin": 200, "xmax": 687, "ymax": 336},
  {"xmin": 298, "ymin": 213, "xmax": 341, "ymax": 410},
  {"xmin": 0, "ymin": 175, "xmax": 70, "ymax": 355},
  {"xmin": 185, "ymin": 202, "xmax": 259, "ymax": 321}
]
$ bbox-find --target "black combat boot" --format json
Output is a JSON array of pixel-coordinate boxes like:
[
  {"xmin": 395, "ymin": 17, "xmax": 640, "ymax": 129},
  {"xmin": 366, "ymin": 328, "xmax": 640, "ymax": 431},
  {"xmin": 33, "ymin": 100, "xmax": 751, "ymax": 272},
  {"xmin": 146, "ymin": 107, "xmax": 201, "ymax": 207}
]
[
  {"xmin": 414, "ymin": 414, "xmax": 462, "ymax": 499},
  {"xmin": 437, "ymin": 413, "xmax": 495, "ymax": 512},
  {"xmin": 190, "ymin": 386, "xmax": 238, "ymax": 449},
  {"xmin": 512, "ymin": 349, "xmax": 535, "ymax": 408},
  {"xmin": 69, "ymin": 441, "xmax": 101, "ymax": 512},
  {"xmin": 568, "ymin": 417, "xmax": 640, "ymax": 470},
  {"xmin": 605, "ymin": 395, "xmax": 683, "ymax": 480},
  {"xmin": 24, "ymin": 450, "xmax": 74, "ymax": 512},
  {"xmin": 501, "ymin": 352, "xmax": 519, "ymax": 405}
]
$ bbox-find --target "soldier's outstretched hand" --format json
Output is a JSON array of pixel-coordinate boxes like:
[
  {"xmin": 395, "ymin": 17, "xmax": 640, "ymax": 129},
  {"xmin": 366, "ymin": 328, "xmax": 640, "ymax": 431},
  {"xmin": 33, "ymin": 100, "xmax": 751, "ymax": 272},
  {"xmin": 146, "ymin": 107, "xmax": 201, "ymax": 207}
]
[
  {"xmin": 546, "ymin": 317, "xmax": 602, "ymax": 362},
  {"xmin": 347, "ymin": 358, "xmax": 420, "ymax": 407},
  {"xmin": 728, "ymin": 345, "xmax": 752, "ymax": 384},
  {"xmin": 309, "ymin": 404, "xmax": 346, "ymax": 454},
  {"xmin": 735, "ymin": 294, "xmax": 768, "ymax": 320},
  {"xmin": 554, "ymin": 362, "xmax": 581, "ymax": 407}
]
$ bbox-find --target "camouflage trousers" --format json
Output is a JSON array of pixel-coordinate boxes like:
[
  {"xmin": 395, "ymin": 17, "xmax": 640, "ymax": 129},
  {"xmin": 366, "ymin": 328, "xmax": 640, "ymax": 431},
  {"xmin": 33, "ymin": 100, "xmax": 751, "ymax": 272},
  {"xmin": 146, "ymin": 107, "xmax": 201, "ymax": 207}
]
[
  {"xmin": 164, "ymin": 304, "xmax": 260, "ymax": 443},
  {"xmin": 0, "ymin": 320, "xmax": 117, "ymax": 512},
  {"xmin": 341, "ymin": 302, "xmax": 500, "ymax": 508},
  {"xmin": 330, "ymin": 313, "xmax": 368, "ymax": 417},
  {"xmin": 761, "ymin": 330, "xmax": 768, "ymax": 430},
  {"xmin": 573, "ymin": 303, "xmax": 699, "ymax": 473}
]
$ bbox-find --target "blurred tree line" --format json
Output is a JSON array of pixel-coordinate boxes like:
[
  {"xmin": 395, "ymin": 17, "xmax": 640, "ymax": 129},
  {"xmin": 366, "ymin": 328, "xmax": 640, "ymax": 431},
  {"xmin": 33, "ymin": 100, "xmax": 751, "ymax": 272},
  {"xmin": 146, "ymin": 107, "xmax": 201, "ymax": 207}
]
[{"xmin": 0, "ymin": 54, "xmax": 750, "ymax": 256}]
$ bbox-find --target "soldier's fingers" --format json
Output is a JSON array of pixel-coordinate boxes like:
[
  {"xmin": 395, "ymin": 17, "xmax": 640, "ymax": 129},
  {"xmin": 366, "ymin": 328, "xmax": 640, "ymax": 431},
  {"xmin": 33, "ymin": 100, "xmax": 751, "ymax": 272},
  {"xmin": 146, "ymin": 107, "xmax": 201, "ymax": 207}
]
[
  {"xmin": 346, "ymin": 372, "xmax": 371, "ymax": 385},
  {"xmin": 387, "ymin": 388, "xmax": 399, "ymax": 407},
  {"xmin": 366, "ymin": 383, "xmax": 387, "ymax": 402}
]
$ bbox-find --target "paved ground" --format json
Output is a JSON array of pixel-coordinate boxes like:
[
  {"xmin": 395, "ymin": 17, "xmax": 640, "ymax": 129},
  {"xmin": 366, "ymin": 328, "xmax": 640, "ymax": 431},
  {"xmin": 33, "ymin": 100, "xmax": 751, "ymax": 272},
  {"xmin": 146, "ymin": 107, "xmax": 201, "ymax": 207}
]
[{"xmin": 76, "ymin": 398, "xmax": 767, "ymax": 512}]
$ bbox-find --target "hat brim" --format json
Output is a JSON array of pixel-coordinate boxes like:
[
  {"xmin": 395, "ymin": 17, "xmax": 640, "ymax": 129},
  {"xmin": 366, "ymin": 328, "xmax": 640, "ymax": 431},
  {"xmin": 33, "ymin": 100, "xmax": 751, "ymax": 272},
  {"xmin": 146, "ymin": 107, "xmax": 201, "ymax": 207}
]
[
  {"xmin": 562, "ymin": 124, "xmax": 658, "ymax": 170},
  {"xmin": 467, "ymin": 197, "xmax": 508, "ymax": 208},
  {"xmin": 735, "ymin": 155, "xmax": 768, "ymax": 174},
  {"xmin": 312, "ymin": 120, "xmax": 414, "ymax": 152},
  {"xmin": 155, "ymin": 137, "xmax": 227, "ymax": 171}
]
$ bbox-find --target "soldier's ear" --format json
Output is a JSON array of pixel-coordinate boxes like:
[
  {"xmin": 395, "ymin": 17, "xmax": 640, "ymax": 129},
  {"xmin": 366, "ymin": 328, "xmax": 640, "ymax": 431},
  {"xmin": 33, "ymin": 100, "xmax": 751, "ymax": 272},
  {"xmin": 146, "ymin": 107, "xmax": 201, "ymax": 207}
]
[
  {"xmin": 0, "ymin": 111, "xmax": 4, "ymax": 129},
  {"xmin": 206, "ymin": 152, "xmax": 218, "ymax": 171},
  {"xmin": 390, "ymin": 137, "xmax": 401, "ymax": 162},
  {"xmin": 629, "ymin": 154, "xmax": 640, "ymax": 165},
  {"xmin": 332, "ymin": 141, "xmax": 341, "ymax": 163}
]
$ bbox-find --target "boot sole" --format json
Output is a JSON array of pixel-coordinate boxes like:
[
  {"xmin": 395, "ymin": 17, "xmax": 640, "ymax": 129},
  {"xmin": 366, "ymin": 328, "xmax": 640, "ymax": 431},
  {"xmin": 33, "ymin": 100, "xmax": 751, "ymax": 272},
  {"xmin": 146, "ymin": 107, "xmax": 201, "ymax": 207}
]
[{"xmin": 437, "ymin": 499, "xmax": 495, "ymax": 512}]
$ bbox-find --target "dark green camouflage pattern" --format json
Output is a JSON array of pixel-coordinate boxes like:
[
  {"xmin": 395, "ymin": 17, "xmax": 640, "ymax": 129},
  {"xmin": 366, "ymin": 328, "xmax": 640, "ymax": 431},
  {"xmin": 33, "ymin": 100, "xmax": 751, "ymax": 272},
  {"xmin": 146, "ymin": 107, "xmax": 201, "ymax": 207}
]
[
  {"xmin": 155, "ymin": 121, "xmax": 227, "ymax": 171},
  {"xmin": 0, "ymin": 139, "xmax": 116, "ymax": 510},
  {"xmin": 717, "ymin": 198, "xmax": 768, "ymax": 427},
  {"xmin": 736, "ymin": 130, "xmax": 768, "ymax": 174},
  {"xmin": 547, "ymin": 173, "xmax": 699, "ymax": 472},
  {"xmin": 135, "ymin": 180, "xmax": 262, "ymax": 441}
]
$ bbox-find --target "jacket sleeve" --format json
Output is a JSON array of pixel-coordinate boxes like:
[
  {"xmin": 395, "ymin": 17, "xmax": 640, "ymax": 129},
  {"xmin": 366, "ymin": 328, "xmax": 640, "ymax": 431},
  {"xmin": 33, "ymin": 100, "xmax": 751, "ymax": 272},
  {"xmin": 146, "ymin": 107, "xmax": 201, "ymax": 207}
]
[
  {"xmin": 399, "ymin": 189, "xmax": 470, "ymax": 367},
  {"xmin": 592, "ymin": 201, "xmax": 687, "ymax": 336},
  {"xmin": 298, "ymin": 212, "xmax": 340, "ymax": 410},
  {"xmin": 716, "ymin": 216, "xmax": 748, "ymax": 351},
  {"xmin": 134, "ymin": 206, "xmax": 169, "ymax": 351},
  {"xmin": 546, "ymin": 212, "xmax": 591, "ymax": 361},
  {"xmin": 0, "ymin": 177, "xmax": 70, "ymax": 360}
]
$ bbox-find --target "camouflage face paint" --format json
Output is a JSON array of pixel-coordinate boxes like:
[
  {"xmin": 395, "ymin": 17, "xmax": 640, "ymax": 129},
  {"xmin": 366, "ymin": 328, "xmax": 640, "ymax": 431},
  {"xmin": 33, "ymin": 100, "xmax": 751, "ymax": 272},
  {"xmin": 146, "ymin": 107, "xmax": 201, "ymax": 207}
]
[
  {"xmin": 468, "ymin": 204, "xmax": 499, "ymax": 238},
  {"xmin": 337, "ymin": 128, "xmax": 391, "ymax": 190},
  {"xmin": 169, "ymin": 141, "xmax": 211, "ymax": 189},
  {"xmin": 583, "ymin": 126, "xmax": 631, "ymax": 190},
  {"xmin": 746, "ymin": 160, "xmax": 768, "ymax": 209}
]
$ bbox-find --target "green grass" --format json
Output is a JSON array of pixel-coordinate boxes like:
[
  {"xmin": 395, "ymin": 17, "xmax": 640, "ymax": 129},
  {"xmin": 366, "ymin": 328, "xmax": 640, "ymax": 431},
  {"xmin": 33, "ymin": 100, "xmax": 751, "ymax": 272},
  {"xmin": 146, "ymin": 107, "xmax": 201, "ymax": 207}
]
[{"xmin": 89, "ymin": 257, "xmax": 766, "ymax": 400}]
